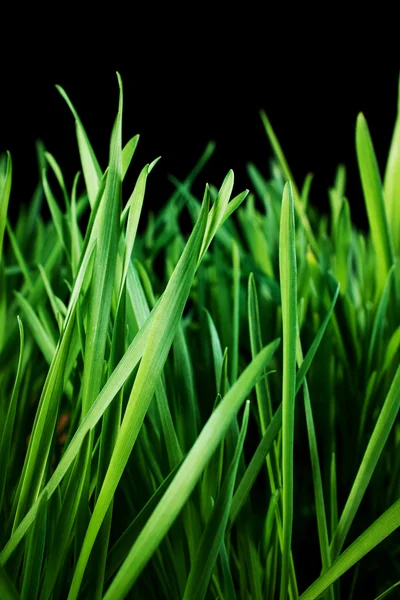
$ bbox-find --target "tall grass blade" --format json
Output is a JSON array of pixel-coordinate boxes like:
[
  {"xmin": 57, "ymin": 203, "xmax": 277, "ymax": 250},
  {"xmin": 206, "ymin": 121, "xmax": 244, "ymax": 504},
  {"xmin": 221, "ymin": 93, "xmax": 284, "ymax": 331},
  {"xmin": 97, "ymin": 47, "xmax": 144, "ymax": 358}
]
[
  {"xmin": 279, "ymin": 182, "xmax": 297, "ymax": 600},
  {"xmin": 102, "ymin": 340, "xmax": 280, "ymax": 600}
]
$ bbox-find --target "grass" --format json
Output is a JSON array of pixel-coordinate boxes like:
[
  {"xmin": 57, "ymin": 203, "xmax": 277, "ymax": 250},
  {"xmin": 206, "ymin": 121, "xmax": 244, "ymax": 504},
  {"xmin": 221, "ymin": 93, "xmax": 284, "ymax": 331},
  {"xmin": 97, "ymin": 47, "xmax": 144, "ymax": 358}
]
[{"xmin": 0, "ymin": 73, "xmax": 399, "ymax": 599}]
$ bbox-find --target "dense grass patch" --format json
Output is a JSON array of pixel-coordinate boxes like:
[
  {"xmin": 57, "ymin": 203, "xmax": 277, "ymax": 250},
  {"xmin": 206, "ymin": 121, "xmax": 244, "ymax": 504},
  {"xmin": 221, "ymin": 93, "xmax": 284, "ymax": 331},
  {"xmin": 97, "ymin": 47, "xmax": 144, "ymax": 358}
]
[{"xmin": 0, "ymin": 74, "xmax": 399, "ymax": 599}]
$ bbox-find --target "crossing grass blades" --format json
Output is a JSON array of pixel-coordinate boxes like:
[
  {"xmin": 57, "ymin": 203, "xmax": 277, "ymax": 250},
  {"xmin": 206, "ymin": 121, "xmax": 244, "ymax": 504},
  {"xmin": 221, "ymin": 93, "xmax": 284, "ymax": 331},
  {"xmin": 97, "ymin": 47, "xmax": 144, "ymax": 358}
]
[{"xmin": 0, "ymin": 73, "xmax": 400, "ymax": 599}]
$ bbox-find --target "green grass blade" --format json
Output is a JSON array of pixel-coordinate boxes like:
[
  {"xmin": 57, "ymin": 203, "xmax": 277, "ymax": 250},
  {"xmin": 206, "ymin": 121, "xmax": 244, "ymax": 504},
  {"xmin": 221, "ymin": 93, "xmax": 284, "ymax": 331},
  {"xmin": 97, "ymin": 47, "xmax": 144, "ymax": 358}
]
[
  {"xmin": 15, "ymin": 293, "xmax": 56, "ymax": 364},
  {"xmin": 198, "ymin": 170, "xmax": 234, "ymax": 263},
  {"xmin": 295, "ymin": 282, "xmax": 340, "ymax": 396},
  {"xmin": 260, "ymin": 112, "xmax": 319, "ymax": 256},
  {"xmin": 182, "ymin": 401, "xmax": 250, "ymax": 600},
  {"xmin": 20, "ymin": 491, "xmax": 47, "ymax": 600},
  {"xmin": 56, "ymin": 86, "xmax": 102, "ymax": 208},
  {"xmin": 296, "ymin": 336, "xmax": 332, "ymax": 593},
  {"xmin": 229, "ymin": 403, "xmax": 282, "ymax": 526},
  {"xmin": 122, "ymin": 135, "xmax": 140, "ymax": 179},
  {"xmin": 101, "ymin": 340, "xmax": 280, "ymax": 600},
  {"xmin": 9, "ymin": 237, "xmax": 96, "ymax": 536},
  {"xmin": 81, "ymin": 73, "xmax": 123, "ymax": 415},
  {"xmin": 0, "ymin": 293, "xmax": 154, "ymax": 564},
  {"xmin": 38, "ymin": 438, "xmax": 89, "ymax": 600},
  {"xmin": 204, "ymin": 308, "xmax": 224, "ymax": 393},
  {"xmin": 231, "ymin": 240, "xmax": 240, "ymax": 383},
  {"xmin": 105, "ymin": 465, "xmax": 181, "ymax": 582},
  {"xmin": 279, "ymin": 182, "xmax": 298, "ymax": 600},
  {"xmin": 330, "ymin": 363, "xmax": 400, "ymax": 560},
  {"xmin": 67, "ymin": 183, "xmax": 212, "ymax": 599},
  {"xmin": 383, "ymin": 75, "xmax": 400, "ymax": 256},
  {"xmin": 0, "ymin": 152, "xmax": 12, "ymax": 261},
  {"xmin": 300, "ymin": 499, "xmax": 400, "ymax": 600},
  {"xmin": 356, "ymin": 113, "xmax": 394, "ymax": 296},
  {"xmin": 0, "ymin": 317, "xmax": 24, "ymax": 513},
  {"xmin": 119, "ymin": 164, "xmax": 150, "ymax": 297},
  {"xmin": 374, "ymin": 580, "xmax": 400, "ymax": 600}
]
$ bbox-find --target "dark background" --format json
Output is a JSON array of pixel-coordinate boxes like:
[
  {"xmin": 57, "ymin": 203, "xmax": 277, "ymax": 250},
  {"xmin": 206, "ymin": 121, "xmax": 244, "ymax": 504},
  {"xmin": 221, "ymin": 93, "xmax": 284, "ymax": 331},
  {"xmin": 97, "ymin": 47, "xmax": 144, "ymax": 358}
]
[{"xmin": 1, "ymin": 43, "xmax": 398, "ymax": 230}]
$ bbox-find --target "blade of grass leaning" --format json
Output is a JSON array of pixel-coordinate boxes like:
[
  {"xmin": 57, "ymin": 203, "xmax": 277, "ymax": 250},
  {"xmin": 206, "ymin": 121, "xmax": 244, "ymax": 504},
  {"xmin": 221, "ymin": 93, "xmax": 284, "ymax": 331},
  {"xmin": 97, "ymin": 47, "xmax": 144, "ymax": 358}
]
[
  {"xmin": 374, "ymin": 580, "xmax": 400, "ymax": 600},
  {"xmin": 204, "ymin": 307, "xmax": 224, "ymax": 392},
  {"xmin": 0, "ymin": 152, "xmax": 12, "ymax": 261},
  {"xmin": 356, "ymin": 113, "xmax": 394, "ymax": 297},
  {"xmin": 198, "ymin": 170, "xmax": 234, "ymax": 264},
  {"xmin": 80, "ymin": 72, "xmax": 122, "ymax": 416},
  {"xmin": 38, "ymin": 435, "xmax": 89, "ymax": 600},
  {"xmin": 0, "ymin": 318, "xmax": 24, "ymax": 514},
  {"xmin": 296, "ymin": 335, "xmax": 332, "ymax": 599},
  {"xmin": 260, "ymin": 111, "xmax": 319, "ymax": 256},
  {"xmin": 67, "ymin": 181, "xmax": 211, "ymax": 599},
  {"xmin": 365, "ymin": 266, "xmax": 395, "ymax": 380},
  {"xmin": 229, "ymin": 403, "xmax": 282, "ymax": 526},
  {"xmin": 0, "ymin": 293, "xmax": 156, "ymax": 563},
  {"xmin": 105, "ymin": 464, "xmax": 181, "ymax": 582},
  {"xmin": 231, "ymin": 240, "xmax": 240, "ymax": 383},
  {"xmin": 70, "ymin": 75, "xmax": 124, "ymax": 574},
  {"xmin": 0, "ymin": 244, "xmax": 339, "ymax": 567},
  {"xmin": 102, "ymin": 340, "xmax": 280, "ymax": 600},
  {"xmin": 56, "ymin": 86, "xmax": 102, "ymax": 208},
  {"xmin": 330, "ymin": 363, "xmax": 400, "ymax": 560},
  {"xmin": 232, "ymin": 279, "xmax": 340, "ymax": 526},
  {"xmin": 300, "ymin": 498, "xmax": 400, "ymax": 600},
  {"xmin": 383, "ymin": 74, "xmax": 400, "ymax": 256},
  {"xmin": 182, "ymin": 401, "xmax": 250, "ymax": 600},
  {"xmin": 8, "ymin": 235, "xmax": 96, "ymax": 536},
  {"xmin": 20, "ymin": 491, "xmax": 47, "ymax": 600},
  {"xmin": 279, "ymin": 181, "xmax": 298, "ymax": 600},
  {"xmin": 295, "ymin": 282, "xmax": 340, "ymax": 395}
]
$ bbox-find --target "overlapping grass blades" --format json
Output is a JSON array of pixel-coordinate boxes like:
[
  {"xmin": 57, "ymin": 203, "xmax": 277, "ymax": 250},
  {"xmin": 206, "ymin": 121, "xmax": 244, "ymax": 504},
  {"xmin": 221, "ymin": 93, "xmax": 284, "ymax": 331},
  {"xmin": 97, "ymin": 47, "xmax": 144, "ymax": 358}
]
[{"xmin": 0, "ymin": 74, "xmax": 399, "ymax": 599}]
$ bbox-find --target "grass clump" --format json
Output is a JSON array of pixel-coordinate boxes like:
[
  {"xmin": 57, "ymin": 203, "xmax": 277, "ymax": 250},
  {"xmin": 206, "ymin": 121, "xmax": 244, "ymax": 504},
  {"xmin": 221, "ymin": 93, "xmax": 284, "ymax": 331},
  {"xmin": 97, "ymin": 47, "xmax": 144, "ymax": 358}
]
[{"xmin": 0, "ymin": 73, "xmax": 399, "ymax": 600}]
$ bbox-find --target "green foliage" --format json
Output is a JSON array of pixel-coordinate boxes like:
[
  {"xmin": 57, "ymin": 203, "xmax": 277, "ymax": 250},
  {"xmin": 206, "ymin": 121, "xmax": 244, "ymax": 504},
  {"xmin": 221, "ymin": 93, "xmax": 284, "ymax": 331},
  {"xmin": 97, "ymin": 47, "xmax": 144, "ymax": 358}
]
[{"xmin": 0, "ymin": 73, "xmax": 399, "ymax": 600}]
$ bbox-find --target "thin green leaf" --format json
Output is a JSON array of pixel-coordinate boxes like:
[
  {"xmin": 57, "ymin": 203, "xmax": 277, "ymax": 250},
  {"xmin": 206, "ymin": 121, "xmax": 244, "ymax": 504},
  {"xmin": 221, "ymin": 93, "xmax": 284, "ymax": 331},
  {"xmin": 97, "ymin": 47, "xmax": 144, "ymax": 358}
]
[
  {"xmin": 0, "ymin": 152, "xmax": 12, "ymax": 260},
  {"xmin": 330, "ymin": 363, "xmax": 400, "ymax": 560},
  {"xmin": 279, "ymin": 182, "xmax": 297, "ymax": 600},
  {"xmin": 356, "ymin": 113, "xmax": 394, "ymax": 296},
  {"xmin": 182, "ymin": 401, "xmax": 250, "ymax": 600},
  {"xmin": 300, "ymin": 499, "xmax": 400, "ymax": 600},
  {"xmin": 102, "ymin": 340, "xmax": 280, "ymax": 600}
]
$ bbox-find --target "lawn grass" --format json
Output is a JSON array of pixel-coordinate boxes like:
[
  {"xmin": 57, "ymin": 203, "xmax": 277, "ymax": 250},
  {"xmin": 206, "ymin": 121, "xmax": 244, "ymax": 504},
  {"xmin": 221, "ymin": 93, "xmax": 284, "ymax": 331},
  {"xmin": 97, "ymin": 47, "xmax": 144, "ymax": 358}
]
[{"xmin": 0, "ymin": 73, "xmax": 399, "ymax": 599}]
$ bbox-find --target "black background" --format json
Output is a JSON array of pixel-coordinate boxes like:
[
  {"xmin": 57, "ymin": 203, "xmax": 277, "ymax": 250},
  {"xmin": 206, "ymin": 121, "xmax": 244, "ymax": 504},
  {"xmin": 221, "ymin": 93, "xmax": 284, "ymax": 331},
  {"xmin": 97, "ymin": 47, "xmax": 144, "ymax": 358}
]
[{"xmin": 1, "ymin": 31, "xmax": 398, "ymax": 231}]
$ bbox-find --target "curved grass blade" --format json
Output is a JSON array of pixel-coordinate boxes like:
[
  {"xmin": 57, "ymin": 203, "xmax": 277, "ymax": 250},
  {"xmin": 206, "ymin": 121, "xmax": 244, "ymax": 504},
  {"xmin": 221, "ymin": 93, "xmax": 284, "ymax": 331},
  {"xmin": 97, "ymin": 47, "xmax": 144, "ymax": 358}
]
[
  {"xmin": 300, "ymin": 498, "xmax": 400, "ymax": 600},
  {"xmin": 330, "ymin": 363, "xmax": 400, "ymax": 560},
  {"xmin": 260, "ymin": 112, "xmax": 319, "ymax": 256},
  {"xmin": 229, "ymin": 403, "xmax": 282, "ymax": 526},
  {"xmin": 67, "ymin": 184, "xmax": 211, "ymax": 600},
  {"xmin": 56, "ymin": 86, "xmax": 102, "ymax": 208},
  {"xmin": 383, "ymin": 74, "xmax": 400, "ymax": 256},
  {"xmin": 0, "ymin": 293, "xmax": 155, "ymax": 564},
  {"xmin": 101, "ymin": 340, "xmax": 280, "ymax": 600},
  {"xmin": 295, "ymin": 281, "xmax": 340, "ymax": 395},
  {"xmin": 182, "ymin": 401, "xmax": 250, "ymax": 600},
  {"xmin": 231, "ymin": 240, "xmax": 240, "ymax": 383},
  {"xmin": 105, "ymin": 464, "xmax": 181, "ymax": 582},
  {"xmin": 204, "ymin": 308, "xmax": 224, "ymax": 393},
  {"xmin": 0, "ymin": 317, "xmax": 24, "ymax": 514},
  {"xmin": 0, "ymin": 152, "xmax": 12, "ymax": 261},
  {"xmin": 356, "ymin": 113, "xmax": 394, "ymax": 296},
  {"xmin": 279, "ymin": 182, "xmax": 298, "ymax": 600},
  {"xmin": 20, "ymin": 491, "xmax": 47, "ymax": 600},
  {"xmin": 374, "ymin": 580, "xmax": 400, "ymax": 600}
]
